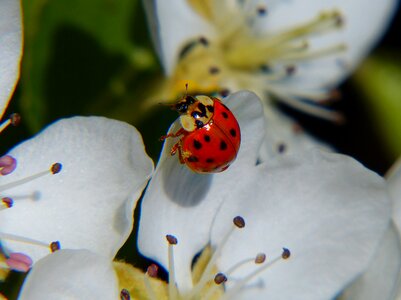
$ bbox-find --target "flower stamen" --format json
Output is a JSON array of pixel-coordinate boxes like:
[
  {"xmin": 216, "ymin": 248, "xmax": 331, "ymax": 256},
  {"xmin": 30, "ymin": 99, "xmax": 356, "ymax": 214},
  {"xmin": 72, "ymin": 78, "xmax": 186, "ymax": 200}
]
[
  {"xmin": 0, "ymin": 162, "xmax": 62, "ymax": 192},
  {"xmin": 1, "ymin": 197, "xmax": 13, "ymax": 209},
  {"xmin": 188, "ymin": 216, "xmax": 245, "ymax": 298},
  {"xmin": 166, "ymin": 234, "xmax": 179, "ymax": 299},
  {"xmin": 143, "ymin": 264, "xmax": 159, "ymax": 300},
  {"xmin": 0, "ymin": 155, "xmax": 17, "ymax": 176},
  {"xmin": 0, "ymin": 113, "xmax": 20, "ymax": 134},
  {"xmin": 221, "ymin": 248, "xmax": 291, "ymax": 300},
  {"xmin": 120, "ymin": 288, "xmax": 131, "ymax": 300}
]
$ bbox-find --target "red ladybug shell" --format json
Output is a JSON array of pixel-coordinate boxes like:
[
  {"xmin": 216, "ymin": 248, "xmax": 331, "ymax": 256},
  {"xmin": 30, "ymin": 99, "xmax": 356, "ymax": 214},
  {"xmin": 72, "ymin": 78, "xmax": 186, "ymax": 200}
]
[{"xmin": 180, "ymin": 99, "xmax": 241, "ymax": 173}]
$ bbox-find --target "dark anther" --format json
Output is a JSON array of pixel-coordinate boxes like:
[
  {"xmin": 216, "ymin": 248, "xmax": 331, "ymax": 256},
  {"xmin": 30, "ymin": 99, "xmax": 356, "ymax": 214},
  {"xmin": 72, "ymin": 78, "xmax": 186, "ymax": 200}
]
[
  {"xmin": 277, "ymin": 143, "xmax": 286, "ymax": 154},
  {"xmin": 2, "ymin": 197, "xmax": 13, "ymax": 208},
  {"xmin": 214, "ymin": 273, "xmax": 227, "ymax": 284},
  {"xmin": 257, "ymin": 6, "xmax": 267, "ymax": 16},
  {"xmin": 286, "ymin": 65, "xmax": 296, "ymax": 75},
  {"xmin": 233, "ymin": 216, "xmax": 245, "ymax": 228},
  {"xmin": 335, "ymin": 13, "xmax": 344, "ymax": 26},
  {"xmin": 199, "ymin": 36, "xmax": 209, "ymax": 46},
  {"xmin": 147, "ymin": 264, "xmax": 159, "ymax": 278},
  {"xmin": 50, "ymin": 241, "xmax": 61, "ymax": 252},
  {"xmin": 9, "ymin": 113, "xmax": 21, "ymax": 126},
  {"xmin": 220, "ymin": 89, "xmax": 230, "ymax": 97},
  {"xmin": 166, "ymin": 234, "xmax": 178, "ymax": 245},
  {"xmin": 51, "ymin": 163, "xmax": 62, "ymax": 174},
  {"xmin": 120, "ymin": 289, "xmax": 130, "ymax": 300},
  {"xmin": 282, "ymin": 248, "xmax": 291, "ymax": 259},
  {"xmin": 255, "ymin": 253, "xmax": 266, "ymax": 264},
  {"xmin": 260, "ymin": 64, "xmax": 272, "ymax": 73},
  {"xmin": 209, "ymin": 66, "xmax": 220, "ymax": 75}
]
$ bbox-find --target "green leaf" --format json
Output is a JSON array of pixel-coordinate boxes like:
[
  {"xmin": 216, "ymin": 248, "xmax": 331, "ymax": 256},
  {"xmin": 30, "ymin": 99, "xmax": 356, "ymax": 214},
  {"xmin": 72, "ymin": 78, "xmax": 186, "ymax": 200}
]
[
  {"xmin": 353, "ymin": 52, "xmax": 401, "ymax": 160},
  {"xmin": 19, "ymin": 0, "xmax": 157, "ymax": 132}
]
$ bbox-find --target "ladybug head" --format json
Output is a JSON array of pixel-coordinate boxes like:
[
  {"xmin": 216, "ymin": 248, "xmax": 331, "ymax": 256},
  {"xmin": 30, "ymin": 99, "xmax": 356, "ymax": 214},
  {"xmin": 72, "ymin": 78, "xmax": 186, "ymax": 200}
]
[{"xmin": 172, "ymin": 96, "xmax": 196, "ymax": 114}]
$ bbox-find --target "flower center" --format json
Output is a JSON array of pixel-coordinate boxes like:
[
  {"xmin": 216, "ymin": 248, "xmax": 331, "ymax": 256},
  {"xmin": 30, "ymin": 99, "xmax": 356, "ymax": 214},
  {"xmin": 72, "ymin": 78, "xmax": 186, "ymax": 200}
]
[
  {"xmin": 126, "ymin": 216, "xmax": 290, "ymax": 300},
  {"xmin": 155, "ymin": 0, "xmax": 346, "ymax": 122}
]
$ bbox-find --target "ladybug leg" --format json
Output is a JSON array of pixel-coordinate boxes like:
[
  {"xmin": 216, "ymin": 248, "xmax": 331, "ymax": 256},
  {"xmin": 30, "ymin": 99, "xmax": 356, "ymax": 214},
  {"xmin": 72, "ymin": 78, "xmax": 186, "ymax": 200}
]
[
  {"xmin": 160, "ymin": 128, "xmax": 186, "ymax": 141},
  {"xmin": 170, "ymin": 141, "xmax": 180, "ymax": 156},
  {"xmin": 176, "ymin": 144, "xmax": 186, "ymax": 164},
  {"xmin": 171, "ymin": 141, "xmax": 185, "ymax": 164}
]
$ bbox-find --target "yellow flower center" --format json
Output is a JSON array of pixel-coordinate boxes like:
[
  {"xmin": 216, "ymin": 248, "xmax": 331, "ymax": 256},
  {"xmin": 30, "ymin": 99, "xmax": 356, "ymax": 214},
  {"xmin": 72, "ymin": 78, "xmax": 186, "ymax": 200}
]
[
  {"xmin": 115, "ymin": 216, "xmax": 290, "ymax": 300},
  {"xmin": 149, "ymin": 0, "xmax": 346, "ymax": 122}
]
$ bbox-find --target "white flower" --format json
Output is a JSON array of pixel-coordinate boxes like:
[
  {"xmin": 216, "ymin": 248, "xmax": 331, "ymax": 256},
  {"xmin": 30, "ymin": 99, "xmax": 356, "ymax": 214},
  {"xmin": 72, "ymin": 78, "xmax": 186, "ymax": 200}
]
[
  {"xmin": 0, "ymin": 0, "xmax": 154, "ymax": 275},
  {"xmin": 18, "ymin": 249, "xmax": 120, "ymax": 300},
  {"xmin": 0, "ymin": 117, "xmax": 154, "ymax": 267},
  {"xmin": 136, "ymin": 91, "xmax": 391, "ymax": 299},
  {"xmin": 143, "ymin": 0, "xmax": 398, "ymax": 157},
  {"xmin": 15, "ymin": 91, "xmax": 391, "ymax": 299},
  {"xmin": 0, "ymin": 0, "xmax": 22, "ymax": 118},
  {"xmin": 337, "ymin": 160, "xmax": 401, "ymax": 300}
]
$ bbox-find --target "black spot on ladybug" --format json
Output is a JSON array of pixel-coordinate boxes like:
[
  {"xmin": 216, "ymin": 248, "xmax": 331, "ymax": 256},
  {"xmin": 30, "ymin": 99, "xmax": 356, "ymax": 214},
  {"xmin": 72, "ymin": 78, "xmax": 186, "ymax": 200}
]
[
  {"xmin": 222, "ymin": 112, "xmax": 229, "ymax": 119},
  {"xmin": 207, "ymin": 105, "xmax": 214, "ymax": 113},
  {"xmin": 220, "ymin": 140, "xmax": 228, "ymax": 151},
  {"xmin": 206, "ymin": 158, "xmax": 214, "ymax": 163},
  {"xmin": 195, "ymin": 120, "xmax": 204, "ymax": 129},
  {"xmin": 229, "ymin": 128, "xmax": 236, "ymax": 137},
  {"xmin": 188, "ymin": 156, "xmax": 199, "ymax": 162},
  {"xmin": 193, "ymin": 139, "xmax": 202, "ymax": 150},
  {"xmin": 204, "ymin": 135, "xmax": 211, "ymax": 142}
]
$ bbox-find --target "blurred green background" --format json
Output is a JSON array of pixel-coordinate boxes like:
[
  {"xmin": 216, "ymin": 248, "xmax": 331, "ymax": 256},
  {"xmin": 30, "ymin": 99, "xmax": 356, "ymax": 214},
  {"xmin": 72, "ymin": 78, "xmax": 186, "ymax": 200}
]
[{"xmin": 1, "ymin": 0, "xmax": 401, "ymax": 298}]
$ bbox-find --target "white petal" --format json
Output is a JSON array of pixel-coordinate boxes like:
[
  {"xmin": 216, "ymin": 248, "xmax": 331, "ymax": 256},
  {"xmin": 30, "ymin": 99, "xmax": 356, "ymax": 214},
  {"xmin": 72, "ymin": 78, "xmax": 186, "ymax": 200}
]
[
  {"xmin": 340, "ymin": 223, "xmax": 401, "ymax": 300},
  {"xmin": 210, "ymin": 149, "xmax": 390, "ymax": 299},
  {"xmin": 143, "ymin": 0, "xmax": 213, "ymax": 74},
  {"xmin": 138, "ymin": 91, "xmax": 265, "ymax": 290},
  {"xmin": 19, "ymin": 249, "xmax": 119, "ymax": 300},
  {"xmin": 262, "ymin": 0, "xmax": 398, "ymax": 91},
  {"xmin": 258, "ymin": 107, "xmax": 332, "ymax": 162},
  {"xmin": 387, "ymin": 158, "xmax": 401, "ymax": 232},
  {"xmin": 0, "ymin": 117, "xmax": 153, "ymax": 262},
  {"xmin": 0, "ymin": 0, "xmax": 22, "ymax": 119}
]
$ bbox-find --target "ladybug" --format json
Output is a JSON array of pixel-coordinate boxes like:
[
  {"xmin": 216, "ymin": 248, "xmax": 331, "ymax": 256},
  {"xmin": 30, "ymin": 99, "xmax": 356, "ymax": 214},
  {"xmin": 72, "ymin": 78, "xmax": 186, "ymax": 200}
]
[{"xmin": 161, "ymin": 94, "xmax": 241, "ymax": 173}]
